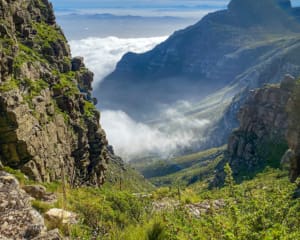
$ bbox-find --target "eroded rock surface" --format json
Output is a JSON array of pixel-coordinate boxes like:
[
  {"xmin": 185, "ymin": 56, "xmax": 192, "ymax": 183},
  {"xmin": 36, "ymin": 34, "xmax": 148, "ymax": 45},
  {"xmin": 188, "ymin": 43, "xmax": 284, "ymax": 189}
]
[
  {"xmin": 0, "ymin": 171, "xmax": 62, "ymax": 239},
  {"xmin": 0, "ymin": 0, "xmax": 112, "ymax": 186},
  {"xmin": 213, "ymin": 75, "xmax": 295, "ymax": 185}
]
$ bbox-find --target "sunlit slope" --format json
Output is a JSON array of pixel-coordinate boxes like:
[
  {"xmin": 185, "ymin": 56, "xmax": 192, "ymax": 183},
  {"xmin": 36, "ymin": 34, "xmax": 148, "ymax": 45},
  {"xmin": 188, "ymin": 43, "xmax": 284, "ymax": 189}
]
[{"xmin": 130, "ymin": 146, "xmax": 226, "ymax": 187}]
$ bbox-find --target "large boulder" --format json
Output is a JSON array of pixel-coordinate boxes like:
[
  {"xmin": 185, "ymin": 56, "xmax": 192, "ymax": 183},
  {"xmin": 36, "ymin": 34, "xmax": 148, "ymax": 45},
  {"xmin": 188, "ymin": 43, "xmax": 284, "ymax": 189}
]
[
  {"xmin": 45, "ymin": 208, "xmax": 78, "ymax": 229},
  {"xmin": 0, "ymin": 171, "xmax": 62, "ymax": 239}
]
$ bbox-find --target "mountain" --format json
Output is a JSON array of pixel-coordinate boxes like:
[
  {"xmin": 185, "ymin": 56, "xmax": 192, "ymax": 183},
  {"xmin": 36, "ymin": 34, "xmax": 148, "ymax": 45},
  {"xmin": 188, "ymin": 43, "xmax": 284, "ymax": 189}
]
[
  {"xmin": 213, "ymin": 75, "xmax": 300, "ymax": 186},
  {"xmin": 98, "ymin": 0, "xmax": 300, "ymax": 122}
]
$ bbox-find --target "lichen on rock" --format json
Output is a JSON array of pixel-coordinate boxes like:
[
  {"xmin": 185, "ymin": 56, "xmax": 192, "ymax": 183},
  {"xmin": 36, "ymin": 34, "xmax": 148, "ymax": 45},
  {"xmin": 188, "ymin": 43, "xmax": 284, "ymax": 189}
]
[
  {"xmin": 0, "ymin": 0, "xmax": 112, "ymax": 186},
  {"xmin": 0, "ymin": 171, "xmax": 62, "ymax": 239},
  {"xmin": 213, "ymin": 75, "xmax": 296, "ymax": 185}
]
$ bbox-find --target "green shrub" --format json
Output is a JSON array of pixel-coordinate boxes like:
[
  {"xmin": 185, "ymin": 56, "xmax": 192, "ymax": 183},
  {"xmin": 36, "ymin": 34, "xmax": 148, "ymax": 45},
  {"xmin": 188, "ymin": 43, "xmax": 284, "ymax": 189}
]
[{"xmin": 147, "ymin": 222, "xmax": 166, "ymax": 240}]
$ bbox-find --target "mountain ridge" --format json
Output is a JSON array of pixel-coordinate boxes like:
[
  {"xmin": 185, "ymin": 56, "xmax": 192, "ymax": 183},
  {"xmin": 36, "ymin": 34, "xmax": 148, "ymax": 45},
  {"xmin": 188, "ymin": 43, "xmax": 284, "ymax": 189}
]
[{"xmin": 98, "ymin": 0, "xmax": 300, "ymax": 121}]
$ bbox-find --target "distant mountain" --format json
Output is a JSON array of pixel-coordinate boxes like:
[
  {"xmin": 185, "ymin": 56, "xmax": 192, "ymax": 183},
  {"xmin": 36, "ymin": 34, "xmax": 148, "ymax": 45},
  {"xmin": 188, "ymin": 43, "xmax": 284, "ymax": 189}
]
[
  {"xmin": 98, "ymin": 0, "xmax": 300, "ymax": 121},
  {"xmin": 60, "ymin": 13, "xmax": 184, "ymax": 21}
]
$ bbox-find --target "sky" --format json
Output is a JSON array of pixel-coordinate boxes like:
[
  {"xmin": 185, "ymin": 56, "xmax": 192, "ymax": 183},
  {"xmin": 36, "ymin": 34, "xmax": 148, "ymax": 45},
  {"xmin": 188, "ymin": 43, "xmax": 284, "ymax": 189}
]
[
  {"xmin": 51, "ymin": 0, "xmax": 229, "ymax": 9},
  {"xmin": 51, "ymin": 0, "xmax": 300, "ymax": 10}
]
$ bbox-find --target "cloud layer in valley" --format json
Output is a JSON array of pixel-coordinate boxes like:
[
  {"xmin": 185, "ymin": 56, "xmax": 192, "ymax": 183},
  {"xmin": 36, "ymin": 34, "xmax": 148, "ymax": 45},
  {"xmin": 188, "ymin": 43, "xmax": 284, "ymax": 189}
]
[
  {"xmin": 101, "ymin": 108, "xmax": 210, "ymax": 160},
  {"xmin": 69, "ymin": 36, "xmax": 167, "ymax": 87},
  {"xmin": 70, "ymin": 36, "xmax": 210, "ymax": 161}
]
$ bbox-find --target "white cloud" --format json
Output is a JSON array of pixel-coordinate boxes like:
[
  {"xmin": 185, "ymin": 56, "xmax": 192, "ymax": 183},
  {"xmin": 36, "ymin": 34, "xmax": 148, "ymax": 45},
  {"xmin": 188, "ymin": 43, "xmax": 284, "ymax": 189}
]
[
  {"xmin": 101, "ymin": 108, "xmax": 210, "ymax": 160},
  {"xmin": 69, "ymin": 36, "xmax": 210, "ymax": 161},
  {"xmin": 69, "ymin": 36, "xmax": 167, "ymax": 88}
]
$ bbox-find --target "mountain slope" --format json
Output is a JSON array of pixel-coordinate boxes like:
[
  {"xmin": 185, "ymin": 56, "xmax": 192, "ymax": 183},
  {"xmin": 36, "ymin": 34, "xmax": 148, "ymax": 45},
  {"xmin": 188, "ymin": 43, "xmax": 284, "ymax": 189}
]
[
  {"xmin": 98, "ymin": 0, "xmax": 300, "ymax": 120},
  {"xmin": 0, "ymin": 0, "xmax": 116, "ymax": 186},
  {"xmin": 213, "ymin": 75, "xmax": 300, "ymax": 186}
]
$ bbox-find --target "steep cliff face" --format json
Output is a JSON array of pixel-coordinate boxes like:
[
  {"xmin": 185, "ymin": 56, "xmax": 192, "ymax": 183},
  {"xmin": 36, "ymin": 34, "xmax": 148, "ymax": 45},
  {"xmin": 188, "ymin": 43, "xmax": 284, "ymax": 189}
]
[
  {"xmin": 285, "ymin": 79, "xmax": 300, "ymax": 182},
  {"xmin": 0, "ymin": 0, "xmax": 111, "ymax": 186},
  {"xmin": 213, "ymin": 75, "xmax": 295, "ymax": 185}
]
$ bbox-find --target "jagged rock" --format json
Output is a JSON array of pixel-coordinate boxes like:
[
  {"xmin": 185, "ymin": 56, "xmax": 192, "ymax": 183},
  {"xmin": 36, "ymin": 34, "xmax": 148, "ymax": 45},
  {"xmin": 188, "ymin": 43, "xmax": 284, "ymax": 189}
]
[
  {"xmin": 186, "ymin": 200, "xmax": 225, "ymax": 218},
  {"xmin": 0, "ymin": 171, "xmax": 62, "ymax": 240},
  {"xmin": 71, "ymin": 56, "xmax": 84, "ymax": 71},
  {"xmin": 213, "ymin": 76, "xmax": 294, "ymax": 185},
  {"xmin": 45, "ymin": 208, "xmax": 78, "ymax": 229},
  {"xmin": 285, "ymin": 80, "xmax": 300, "ymax": 182},
  {"xmin": 0, "ymin": 0, "xmax": 115, "ymax": 186},
  {"xmin": 23, "ymin": 185, "xmax": 57, "ymax": 203},
  {"xmin": 152, "ymin": 198, "xmax": 180, "ymax": 212}
]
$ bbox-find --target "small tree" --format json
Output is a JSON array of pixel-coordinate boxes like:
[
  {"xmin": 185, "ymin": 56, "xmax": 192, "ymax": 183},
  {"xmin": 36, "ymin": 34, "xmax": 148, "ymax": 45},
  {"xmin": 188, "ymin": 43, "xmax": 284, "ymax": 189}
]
[{"xmin": 224, "ymin": 163, "xmax": 235, "ymax": 197}]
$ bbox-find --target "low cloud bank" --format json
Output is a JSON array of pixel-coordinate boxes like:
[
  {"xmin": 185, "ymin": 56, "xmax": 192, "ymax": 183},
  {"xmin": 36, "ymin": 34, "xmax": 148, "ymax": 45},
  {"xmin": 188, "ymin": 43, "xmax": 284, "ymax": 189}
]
[
  {"xmin": 101, "ymin": 106, "xmax": 210, "ymax": 161},
  {"xmin": 70, "ymin": 36, "xmax": 210, "ymax": 160},
  {"xmin": 69, "ymin": 36, "xmax": 167, "ymax": 88}
]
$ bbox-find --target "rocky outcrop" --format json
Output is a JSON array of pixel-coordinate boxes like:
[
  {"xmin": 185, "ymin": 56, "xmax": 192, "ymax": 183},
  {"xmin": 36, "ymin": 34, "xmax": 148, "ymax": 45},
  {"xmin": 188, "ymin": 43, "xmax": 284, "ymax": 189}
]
[
  {"xmin": 0, "ymin": 171, "xmax": 62, "ymax": 239},
  {"xmin": 23, "ymin": 185, "xmax": 56, "ymax": 203},
  {"xmin": 213, "ymin": 75, "xmax": 295, "ymax": 185},
  {"xmin": 285, "ymin": 78, "xmax": 300, "ymax": 182},
  {"xmin": 0, "ymin": 0, "xmax": 112, "ymax": 186}
]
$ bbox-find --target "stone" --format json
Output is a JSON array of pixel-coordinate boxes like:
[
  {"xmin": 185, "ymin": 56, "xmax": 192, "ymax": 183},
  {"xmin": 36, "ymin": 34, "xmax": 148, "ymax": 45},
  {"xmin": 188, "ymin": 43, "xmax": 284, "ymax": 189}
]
[
  {"xmin": 71, "ymin": 56, "xmax": 84, "ymax": 71},
  {"xmin": 0, "ymin": 171, "xmax": 62, "ymax": 239},
  {"xmin": 186, "ymin": 200, "xmax": 225, "ymax": 218},
  {"xmin": 23, "ymin": 185, "xmax": 57, "ymax": 203},
  {"xmin": 32, "ymin": 229, "xmax": 62, "ymax": 240},
  {"xmin": 45, "ymin": 208, "xmax": 78, "ymax": 229}
]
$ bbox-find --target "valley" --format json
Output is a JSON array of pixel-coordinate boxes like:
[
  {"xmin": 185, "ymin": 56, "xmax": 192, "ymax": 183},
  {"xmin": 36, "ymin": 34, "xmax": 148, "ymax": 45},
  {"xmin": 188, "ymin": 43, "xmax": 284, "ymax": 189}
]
[{"xmin": 1, "ymin": 0, "xmax": 300, "ymax": 239}]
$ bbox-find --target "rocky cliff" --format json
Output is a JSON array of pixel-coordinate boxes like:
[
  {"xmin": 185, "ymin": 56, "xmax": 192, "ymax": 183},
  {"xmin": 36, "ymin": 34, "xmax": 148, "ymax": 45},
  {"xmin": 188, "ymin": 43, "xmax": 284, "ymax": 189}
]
[
  {"xmin": 0, "ymin": 0, "xmax": 112, "ymax": 186},
  {"xmin": 213, "ymin": 75, "xmax": 300, "ymax": 185},
  {"xmin": 98, "ymin": 0, "xmax": 300, "ymax": 120}
]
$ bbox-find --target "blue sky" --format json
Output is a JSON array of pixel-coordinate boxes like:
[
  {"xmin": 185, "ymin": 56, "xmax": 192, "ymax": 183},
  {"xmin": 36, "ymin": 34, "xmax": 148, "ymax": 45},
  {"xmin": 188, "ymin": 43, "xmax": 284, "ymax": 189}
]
[
  {"xmin": 51, "ymin": 0, "xmax": 300, "ymax": 10},
  {"xmin": 51, "ymin": 0, "xmax": 229, "ymax": 9}
]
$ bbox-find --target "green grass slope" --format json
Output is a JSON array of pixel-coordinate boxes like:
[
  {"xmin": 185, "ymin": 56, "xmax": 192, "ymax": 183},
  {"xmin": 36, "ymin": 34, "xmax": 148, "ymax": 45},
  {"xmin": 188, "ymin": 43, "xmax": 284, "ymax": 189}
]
[{"xmin": 130, "ymin": 146, "xmax": 226, "ymax": 187}]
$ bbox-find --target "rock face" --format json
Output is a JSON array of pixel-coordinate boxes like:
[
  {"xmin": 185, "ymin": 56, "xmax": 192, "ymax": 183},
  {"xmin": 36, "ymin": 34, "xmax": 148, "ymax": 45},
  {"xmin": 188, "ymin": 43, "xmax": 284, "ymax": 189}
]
[
  {"xmin": 0, "ymin": 0, "xmax": 112, "ymax": 186},
  {"xmin": 285, "ymin": 78, "xmax": 300, "ymax": 182},
  {"xmin": 23, "ymin": 185, "xmax": 56, "ymax": 203},
  {"xmin": 213, "ymin": 76, "xmax": 295, "ymax": 185},
  {"xmin": 0, "ymin": 171, "xmax": 62, "ymax": 239},
  {"xmin": 98, "ymin": 0, "xmax": 300, "ymax": 120}
]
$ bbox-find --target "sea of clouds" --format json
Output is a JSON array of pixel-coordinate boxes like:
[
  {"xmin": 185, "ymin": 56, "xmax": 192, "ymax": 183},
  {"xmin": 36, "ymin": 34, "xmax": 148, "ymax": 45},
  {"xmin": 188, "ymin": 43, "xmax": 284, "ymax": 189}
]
[
  {"xmin": 69, "ymin": 36, "xmax": 167, "ymax": 88},
  {"xmin": 101, "ymin": 106, "xmax": 210, "ymax": 160},
  {"xmin": 70, "ymin": 36, "xmax": 210, "ymax": 160}
]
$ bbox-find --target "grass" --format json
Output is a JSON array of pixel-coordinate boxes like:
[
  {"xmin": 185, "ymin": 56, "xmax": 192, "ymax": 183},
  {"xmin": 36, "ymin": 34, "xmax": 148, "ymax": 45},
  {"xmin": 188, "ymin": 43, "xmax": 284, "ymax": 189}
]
[
  {"xmin": 0, "ymin": 78, "xmax": 19, "ymax": 92},
  {"xmin": 130, "ymin": 146, "xmax": 226, "ymax": 187},
  {"xmin": 4, "ymin": 154, "xmax": 300, "ymax": 239},
  {"xmin": 83, "ymin": 100, "xmax": 96, "ymax": 118}
]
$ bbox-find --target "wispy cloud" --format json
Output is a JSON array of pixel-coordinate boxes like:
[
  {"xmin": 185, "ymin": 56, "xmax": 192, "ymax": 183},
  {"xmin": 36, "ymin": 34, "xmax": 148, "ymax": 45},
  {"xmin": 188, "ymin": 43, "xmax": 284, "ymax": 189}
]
[
  {"xmin": 69, "ymin": 36, "xmax": 167, "ymax": 87},
  {"xmin": 70, "ymin": 36, "xmax": 211, "ymax": 160},
  {"xmin": 101, "ymin": 107, "xmax": 210, "ymax": 160}
]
